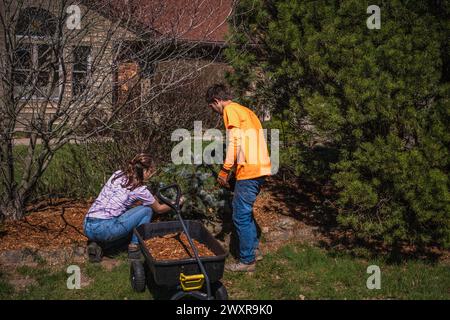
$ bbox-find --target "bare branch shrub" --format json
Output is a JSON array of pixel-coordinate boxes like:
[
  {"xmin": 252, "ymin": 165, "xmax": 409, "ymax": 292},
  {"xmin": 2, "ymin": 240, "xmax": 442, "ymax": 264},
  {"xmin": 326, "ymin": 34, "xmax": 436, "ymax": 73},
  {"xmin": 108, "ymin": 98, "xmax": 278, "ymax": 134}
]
[{"xmin": 0, "ymin": 0, "xmax": 234, "ymax": 220}]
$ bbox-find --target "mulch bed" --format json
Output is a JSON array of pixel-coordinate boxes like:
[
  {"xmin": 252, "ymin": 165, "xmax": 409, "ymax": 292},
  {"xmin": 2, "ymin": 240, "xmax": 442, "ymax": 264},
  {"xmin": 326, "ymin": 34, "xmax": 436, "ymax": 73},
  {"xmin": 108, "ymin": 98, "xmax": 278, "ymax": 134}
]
[
  {"xmin": 0, "ymin": 179, "xmax": 305, "ymax": 253},
  {"xmin": 1, "ymin": 178, "xmax": 448, "ymax": 265},
  {"xmin": 144, "ymin": 232, "xmax": 215, "ymax": 260},
  {"xmin": 0, "ymin": 199, "xmax": 169, "ymax": 252},
  {"xmin": 0, "ymin": 177, "xmax": 296, "ymax": 254},
  {"xmin": 0, "ymin": 199, "xmax": 90, "ymax": 251}
]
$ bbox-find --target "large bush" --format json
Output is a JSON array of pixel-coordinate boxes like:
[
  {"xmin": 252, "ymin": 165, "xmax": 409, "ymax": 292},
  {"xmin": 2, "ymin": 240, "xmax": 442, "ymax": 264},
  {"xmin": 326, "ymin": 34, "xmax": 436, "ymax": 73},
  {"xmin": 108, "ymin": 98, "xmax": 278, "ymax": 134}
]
[{"xmin": 226, "ymin": 0, "xmax": 450, "ymax": 248}]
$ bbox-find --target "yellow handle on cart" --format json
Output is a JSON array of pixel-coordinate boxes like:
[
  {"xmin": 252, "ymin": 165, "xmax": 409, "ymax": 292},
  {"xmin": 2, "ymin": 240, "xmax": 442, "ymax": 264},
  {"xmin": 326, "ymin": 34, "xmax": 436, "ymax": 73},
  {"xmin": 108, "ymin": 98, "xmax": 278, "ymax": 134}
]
[{"xmin": 180, "ymin": 273, "xmax": 205, "ymax": 291}]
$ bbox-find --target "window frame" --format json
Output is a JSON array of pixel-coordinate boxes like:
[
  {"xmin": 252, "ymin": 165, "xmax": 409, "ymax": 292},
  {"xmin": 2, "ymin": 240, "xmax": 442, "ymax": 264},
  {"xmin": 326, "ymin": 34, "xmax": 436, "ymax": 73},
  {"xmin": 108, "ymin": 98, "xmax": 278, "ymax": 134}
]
[
  {"xmin": 71, "ymin": 45, "xmax": 93, "ymax": 97},
  {"xmin": 14, "ymin": 8, "xmax": 63, "ymax": 101}
]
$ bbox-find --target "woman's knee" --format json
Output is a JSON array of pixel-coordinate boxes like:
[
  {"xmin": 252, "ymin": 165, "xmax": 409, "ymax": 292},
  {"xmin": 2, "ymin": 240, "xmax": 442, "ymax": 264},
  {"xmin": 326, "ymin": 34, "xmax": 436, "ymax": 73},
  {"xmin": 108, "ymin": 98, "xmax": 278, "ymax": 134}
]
[
  {"xmin": 137, "ymin": 206, "xmax": 153, "ymax": 223},
  {"xmin": 144, "ymin": 206, "xmax": 153, "ymax": 214},
  {"xmin": 134, "ymin": 205, "xmax": 151, "ymax": 215},
  {"xmin": 140, "ymin": 206, "xmax": 153, "ymax": 220}
]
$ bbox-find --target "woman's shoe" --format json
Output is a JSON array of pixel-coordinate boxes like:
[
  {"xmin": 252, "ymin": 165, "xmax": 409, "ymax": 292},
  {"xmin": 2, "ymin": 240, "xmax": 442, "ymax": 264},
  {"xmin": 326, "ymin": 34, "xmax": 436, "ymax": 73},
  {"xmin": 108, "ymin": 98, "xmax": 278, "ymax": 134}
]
[{"xmin": 87, "ymin": 241, "xmax": 103, "ymax": 263}]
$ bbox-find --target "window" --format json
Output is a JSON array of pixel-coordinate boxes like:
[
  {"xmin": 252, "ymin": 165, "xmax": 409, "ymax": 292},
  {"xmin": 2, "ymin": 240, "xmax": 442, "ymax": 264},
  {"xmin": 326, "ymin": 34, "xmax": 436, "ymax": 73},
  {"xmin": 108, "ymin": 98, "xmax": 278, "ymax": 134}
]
[
  {"xmin": 72, "ymin": 46, "xmax": 92, "ymax": 96},
  {"xmin": 13, "ymin": 45, "xmax": 32, "ymax": 85},
  {"xmin": 13, "ymin": 43, "xmax": 60, "ymax": 98},
  {"xmin": 14, "ymin": 7, "xmax": 60, "ymax": 99},
  {"xmin": 16, "ymin": 7, "xmax": 57, "ymax": 37}
]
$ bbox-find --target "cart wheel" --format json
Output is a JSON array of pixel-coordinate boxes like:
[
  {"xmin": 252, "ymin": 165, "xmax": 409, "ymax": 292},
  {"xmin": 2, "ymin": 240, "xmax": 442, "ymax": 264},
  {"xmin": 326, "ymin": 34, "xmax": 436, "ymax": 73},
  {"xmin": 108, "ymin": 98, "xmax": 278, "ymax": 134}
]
[
  {"xmin": 212, "ymin": 281, "xmax": 228, "ymax": 300},
  {"xmin": 130, "ymin": 260, "xmax": 146, "ymax": 292}
]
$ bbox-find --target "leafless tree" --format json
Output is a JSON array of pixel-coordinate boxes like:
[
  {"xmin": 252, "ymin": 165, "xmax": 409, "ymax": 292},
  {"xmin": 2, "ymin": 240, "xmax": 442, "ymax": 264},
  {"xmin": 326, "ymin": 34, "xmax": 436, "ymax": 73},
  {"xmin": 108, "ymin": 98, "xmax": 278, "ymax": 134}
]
[{"xmin": 0, "ymin": 0, "xmax": 234, "ymax": 220}]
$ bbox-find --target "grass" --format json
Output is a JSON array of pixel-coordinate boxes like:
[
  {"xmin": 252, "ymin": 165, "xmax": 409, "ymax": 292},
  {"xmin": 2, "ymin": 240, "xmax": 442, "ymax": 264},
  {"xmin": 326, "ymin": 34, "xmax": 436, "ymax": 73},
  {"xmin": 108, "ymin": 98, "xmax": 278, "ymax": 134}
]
[
  {"xmin": 10, "ymin": 143, "xmax": 113, "ymax": 201},
  {"xmin": 0, "ymin": 271, "xmax": 14, "ymax": 298},
  {"xmin": 1, "ymin": 243, "xmax": 449, "ymax": 300},
  {"xmin": 1, "ymin": 254, "xmax": 148, "ymax": 300},
  {"xmin": 225, "ymin": 244, "xmax": 450, "ymax": 300}
]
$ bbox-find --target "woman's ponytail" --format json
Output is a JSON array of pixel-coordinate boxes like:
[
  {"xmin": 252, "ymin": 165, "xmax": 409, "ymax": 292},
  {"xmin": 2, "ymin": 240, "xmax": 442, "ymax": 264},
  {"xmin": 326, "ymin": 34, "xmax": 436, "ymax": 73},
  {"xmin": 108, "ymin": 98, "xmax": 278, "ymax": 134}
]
[{"xmin": 115, "ymin": 153, "xmax": 154, "ymax": 190}]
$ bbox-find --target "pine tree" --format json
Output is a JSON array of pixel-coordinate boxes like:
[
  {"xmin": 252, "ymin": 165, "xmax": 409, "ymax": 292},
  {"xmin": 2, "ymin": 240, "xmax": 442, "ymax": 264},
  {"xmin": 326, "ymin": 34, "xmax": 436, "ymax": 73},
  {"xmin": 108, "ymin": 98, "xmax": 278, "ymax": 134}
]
[{"xmin": 226, "ymin": 0, "xmax": 450, "ymax": 248}]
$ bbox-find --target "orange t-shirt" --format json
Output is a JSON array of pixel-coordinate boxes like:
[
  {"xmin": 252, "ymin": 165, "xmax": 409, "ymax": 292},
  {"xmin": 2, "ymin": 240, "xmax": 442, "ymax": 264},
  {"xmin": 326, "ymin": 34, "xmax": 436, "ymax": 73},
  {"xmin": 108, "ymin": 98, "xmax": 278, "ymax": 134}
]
[{"xmin": 223, "ymin": 102, "xmax": 271, "ymax": 180}]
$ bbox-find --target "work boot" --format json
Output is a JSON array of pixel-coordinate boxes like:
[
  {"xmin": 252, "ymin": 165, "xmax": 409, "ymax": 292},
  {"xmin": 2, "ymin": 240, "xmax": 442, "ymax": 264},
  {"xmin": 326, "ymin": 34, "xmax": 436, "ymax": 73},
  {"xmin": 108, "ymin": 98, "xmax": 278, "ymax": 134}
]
[
  {"xmin": 128, "ymin": 243, "xmax": 141, "ymax": 260},
  {"xmin": 225, "ymin": 261, "xmax": 256, "ymax": 273},
  {"xmin": 87, "ymin": 241, "xmax": 103, "ymax": 263}
]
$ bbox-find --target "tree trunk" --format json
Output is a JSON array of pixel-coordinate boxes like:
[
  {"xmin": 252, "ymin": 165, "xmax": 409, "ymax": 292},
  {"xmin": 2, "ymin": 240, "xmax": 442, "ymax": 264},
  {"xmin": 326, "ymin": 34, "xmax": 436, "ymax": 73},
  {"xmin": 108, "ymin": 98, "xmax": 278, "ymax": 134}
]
[{"xmin": 0, "ymin": 196, "xmax": 26, "ymax": 221}]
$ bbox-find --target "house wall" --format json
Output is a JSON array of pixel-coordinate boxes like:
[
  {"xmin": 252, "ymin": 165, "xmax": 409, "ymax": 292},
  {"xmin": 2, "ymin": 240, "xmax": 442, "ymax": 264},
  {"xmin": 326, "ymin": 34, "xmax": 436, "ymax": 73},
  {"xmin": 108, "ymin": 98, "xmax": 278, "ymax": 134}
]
[
  {"xmin": 1, "ymin": 0, "xmax": 235, "ymax": 134},
  {"xmin": 2, "ymin": 0, "xmax": 137, "ymax": 132}
]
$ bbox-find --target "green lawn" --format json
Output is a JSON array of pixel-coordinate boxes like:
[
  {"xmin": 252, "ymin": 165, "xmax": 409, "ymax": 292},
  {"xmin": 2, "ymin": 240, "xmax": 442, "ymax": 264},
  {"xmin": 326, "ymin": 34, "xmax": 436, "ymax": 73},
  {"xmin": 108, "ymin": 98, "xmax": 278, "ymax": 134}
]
[
  {"xmin": 1, "ymin": 243, "xmax": 448, "ymax": 300},
  {"xmin": 10, "ymin": 143, "xmax": 112, "ymax": 201},
  {"xmin": 225, "ymin": 244, "xmax": 450, "ymax": 300},
  {"xmin": 0, "ymin": 254, "xmax": 148, "ymax": 300}
]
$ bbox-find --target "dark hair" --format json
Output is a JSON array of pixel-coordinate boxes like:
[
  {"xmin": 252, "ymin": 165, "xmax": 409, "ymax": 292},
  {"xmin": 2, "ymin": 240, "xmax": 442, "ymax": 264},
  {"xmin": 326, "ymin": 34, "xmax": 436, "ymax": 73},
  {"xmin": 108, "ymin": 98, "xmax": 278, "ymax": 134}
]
[
  {"xmin": 205, "ymin": 83, "xmax": 233, "ymax": 104},
  {"xmin": 113, "ymin": 153, "xmax": 154, "ymax": 190}
]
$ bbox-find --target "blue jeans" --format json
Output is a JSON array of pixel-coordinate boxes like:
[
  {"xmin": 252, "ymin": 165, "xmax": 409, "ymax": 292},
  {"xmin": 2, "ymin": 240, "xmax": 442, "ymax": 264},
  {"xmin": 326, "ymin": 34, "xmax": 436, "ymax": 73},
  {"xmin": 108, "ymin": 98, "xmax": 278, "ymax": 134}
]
[
  {"xmin": 232, "ymin": 177, "xmax": 265, "ymax": 264},
  {"xmin": 84, "ymin": 206, "xmax": 153, "ymax": 245}
]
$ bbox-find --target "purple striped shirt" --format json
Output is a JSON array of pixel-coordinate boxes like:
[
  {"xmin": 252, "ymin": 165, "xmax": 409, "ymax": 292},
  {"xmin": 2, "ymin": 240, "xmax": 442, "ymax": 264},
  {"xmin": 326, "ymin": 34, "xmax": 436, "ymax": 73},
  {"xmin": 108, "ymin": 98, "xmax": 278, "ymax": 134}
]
[{"xmin": 86, "ymin": 171, "xmax": 155, "ymax": 219}]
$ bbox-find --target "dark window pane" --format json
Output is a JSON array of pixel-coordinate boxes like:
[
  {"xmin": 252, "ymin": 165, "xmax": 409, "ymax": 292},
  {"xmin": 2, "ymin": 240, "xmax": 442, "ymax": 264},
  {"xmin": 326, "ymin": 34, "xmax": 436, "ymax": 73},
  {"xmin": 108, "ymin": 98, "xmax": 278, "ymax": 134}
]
[
  {"xmin": 37, "ymin": 71, "xmax": 49, "ymax": 87},
  {"xmin": 37, "ymin": 44, "xmax": 59, "ymax": 87},
  {"xmin": 13, "ymin": 71, "xmax": 28, "ymax": 85},
  {"xmin": 16, "ymin": 7, "xmax": 57, "ymax": 37},
  {"xmin": 72, "ymin": 46, "xmax": 91, "ymax": 96},
  {"xmin": 14, "ymin": 46, "xmax": 32, "ymax": 69},
  {"xmin": 13, "ymin": 45, "xmax": 32, "ymax": 85},
  {"xmin": 73, "ymin": 46, "xmax": 91, "ymax": 72},
  {"xmin": 72, "ymin": 72, "xmax": 87, "ymax": 96},
  {"xmin": 38, "ymin": 45, "xmax": 59, "ymax": 72}
]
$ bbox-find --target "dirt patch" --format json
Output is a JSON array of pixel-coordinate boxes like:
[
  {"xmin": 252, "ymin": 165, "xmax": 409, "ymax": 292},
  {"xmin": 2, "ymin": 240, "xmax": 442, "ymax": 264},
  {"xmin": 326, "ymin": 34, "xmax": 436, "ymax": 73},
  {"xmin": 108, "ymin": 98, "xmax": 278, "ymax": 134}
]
[
  {"xmin": 253, "ymin": 183, "xmax": 322, "ymax": 253},
  {"xmin": 80, "ymin": 272, "xmax": 93, "ymax": 288},
  {"xmin": 0, "ymin": 245, "xmax": 87, "ymax": 268},
  {"xmin": 144, "ymin": 232, "xmax": 215, "ymax": 260},
  {"xmin": 100, "ymin": 256, "xmax": 123, "ymax": 271}
]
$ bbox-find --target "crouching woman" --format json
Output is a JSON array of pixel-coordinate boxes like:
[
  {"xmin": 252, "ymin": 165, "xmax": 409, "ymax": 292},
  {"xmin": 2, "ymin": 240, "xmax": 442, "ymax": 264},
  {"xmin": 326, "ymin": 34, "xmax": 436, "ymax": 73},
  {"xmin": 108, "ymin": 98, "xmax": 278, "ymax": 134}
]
[{"xmin": 83, "ymin": 153, "xmax": 171, "ymax": 262}]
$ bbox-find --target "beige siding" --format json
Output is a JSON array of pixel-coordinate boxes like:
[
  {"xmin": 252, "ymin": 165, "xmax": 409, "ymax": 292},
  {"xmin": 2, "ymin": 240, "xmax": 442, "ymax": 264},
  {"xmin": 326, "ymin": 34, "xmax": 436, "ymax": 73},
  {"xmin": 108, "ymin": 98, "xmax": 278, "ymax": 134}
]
[{"xmin": 9, "ymin": 1, "xmax": 137, "ymax": 131}]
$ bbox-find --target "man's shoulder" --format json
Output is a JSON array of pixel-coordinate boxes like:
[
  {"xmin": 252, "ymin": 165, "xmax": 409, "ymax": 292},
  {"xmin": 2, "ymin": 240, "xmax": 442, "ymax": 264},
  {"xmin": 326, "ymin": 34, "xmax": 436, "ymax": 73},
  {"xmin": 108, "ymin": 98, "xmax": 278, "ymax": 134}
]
[{"xmin": 225, "ymin": 102, "xmax": 252, "ymax": 113}]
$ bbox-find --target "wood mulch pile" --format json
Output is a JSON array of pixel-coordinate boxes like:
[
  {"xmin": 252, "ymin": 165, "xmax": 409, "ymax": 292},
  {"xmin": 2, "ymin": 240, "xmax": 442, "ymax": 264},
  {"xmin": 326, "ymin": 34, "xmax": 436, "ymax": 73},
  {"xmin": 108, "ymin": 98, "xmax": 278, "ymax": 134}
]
[
  {"xmin": 0, "ymin": 199, "xmax": 89, "ymax": 251},
  {"xmin": 144, "ymin": 232, "xmax": 215, "ymax": 261}
]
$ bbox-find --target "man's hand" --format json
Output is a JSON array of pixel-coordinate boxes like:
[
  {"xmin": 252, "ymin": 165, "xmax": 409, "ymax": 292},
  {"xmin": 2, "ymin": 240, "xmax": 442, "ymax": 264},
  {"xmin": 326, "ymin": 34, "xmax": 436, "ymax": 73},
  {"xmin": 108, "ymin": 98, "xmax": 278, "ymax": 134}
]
[
  {"xmin": 179, "ymin": 196, "xmax": 186, "ymax": 207},
  {"xmin": 217, "ymin": 168, "xmax": 231, "ymax": 188}
]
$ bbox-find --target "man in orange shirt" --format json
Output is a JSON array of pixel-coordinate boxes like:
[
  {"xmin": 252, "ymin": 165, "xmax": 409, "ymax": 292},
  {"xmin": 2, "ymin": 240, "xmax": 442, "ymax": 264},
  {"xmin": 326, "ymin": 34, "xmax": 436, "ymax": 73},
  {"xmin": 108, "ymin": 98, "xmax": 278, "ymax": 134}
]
[{"xmin": 205, "ymin": 84, "xmax": 271, "ymax": 272}]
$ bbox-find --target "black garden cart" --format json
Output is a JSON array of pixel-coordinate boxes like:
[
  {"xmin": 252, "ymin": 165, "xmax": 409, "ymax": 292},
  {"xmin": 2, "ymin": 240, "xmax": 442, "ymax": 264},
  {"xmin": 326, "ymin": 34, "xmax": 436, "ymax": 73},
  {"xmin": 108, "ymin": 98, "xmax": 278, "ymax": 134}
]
[{"xmin": 130, "ymin": 184, "xmax": 228, "ymax": 300}]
